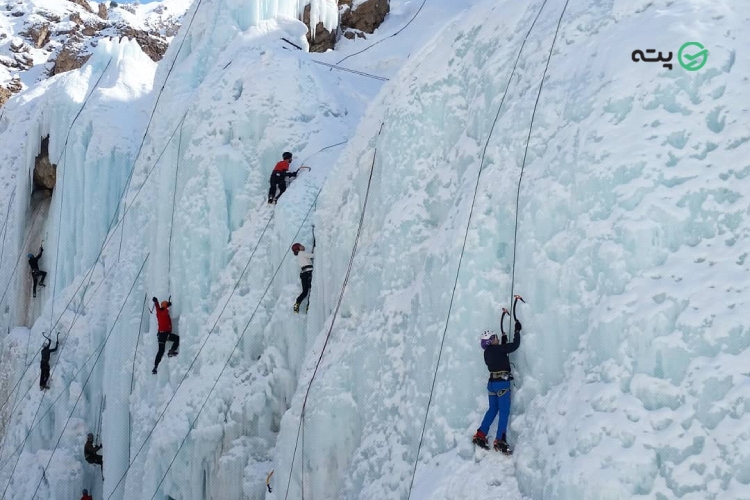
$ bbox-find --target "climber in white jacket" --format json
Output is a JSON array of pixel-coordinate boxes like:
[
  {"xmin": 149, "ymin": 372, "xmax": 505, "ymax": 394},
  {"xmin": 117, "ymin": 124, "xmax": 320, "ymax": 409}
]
[{"xmin": 291, "ymin": 243, "xmax": 313, "ymax": 313}]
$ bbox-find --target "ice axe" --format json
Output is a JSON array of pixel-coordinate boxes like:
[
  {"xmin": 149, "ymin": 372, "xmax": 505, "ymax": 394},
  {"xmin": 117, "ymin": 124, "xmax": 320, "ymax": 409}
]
[
  {"xmin": 500, "ymin": 308, "xmax": 509, "ymax": 338},
  {"xmin": 512, "ymin": 294, "xmax": 525, "ymax": 331}
]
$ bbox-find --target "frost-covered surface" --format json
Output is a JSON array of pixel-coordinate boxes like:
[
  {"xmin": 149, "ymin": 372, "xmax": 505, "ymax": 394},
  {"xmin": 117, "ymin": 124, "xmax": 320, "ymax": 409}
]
[{"xmin": 1, "ymin": 0, "xmax": 748, "ymax": 499}]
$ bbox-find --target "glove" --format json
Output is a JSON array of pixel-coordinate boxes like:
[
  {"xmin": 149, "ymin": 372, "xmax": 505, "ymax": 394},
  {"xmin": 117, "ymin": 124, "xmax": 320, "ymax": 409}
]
[
  {"xmin": 515, "ymin": 320, "xmax": 522, "ymax": 332},
  {"xmin": 152, "ymin": 297, "xmax": 158, "ymax": 303},
  {"xmin": 39, "ymin": 246, "xmax": 44, "ymax": 252},
  {"xmin": 167, "ymin": 301, "xmax": 172, "ymax": 307}
]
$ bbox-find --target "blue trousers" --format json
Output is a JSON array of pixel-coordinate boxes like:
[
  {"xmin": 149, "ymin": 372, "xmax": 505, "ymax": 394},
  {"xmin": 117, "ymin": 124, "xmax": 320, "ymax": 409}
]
[{"xmin": 479, "ymin": 380, "xmax": 511, "ymax": 438}]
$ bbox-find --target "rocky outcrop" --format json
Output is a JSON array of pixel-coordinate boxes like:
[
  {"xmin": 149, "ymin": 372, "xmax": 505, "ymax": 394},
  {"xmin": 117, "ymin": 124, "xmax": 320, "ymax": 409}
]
[
  {"xmin": 68, "ymin": 0, "xmax": 93, "ymax": 14},
  {"xmin": 340, "ymin": 0, "xmax": 390, "ymax": 35},
  {"xmin": 22, "ymin": 23, "xmax": 51, "ymax": 48},
  {"xmin": 33, "ymin": 136, "xmax": 57, "ymax": 191},
  {"xmin": 118, "ymin": 27, "xmax": 169, "ymax": 62},
  {"xmin": 52, "ymin": 42, "xmax": 92, "ymax": 75},
  {"xmin": 303, "ymin": 0, "xmax": 390, "ymax": 52},
  {"xmin": 303, "ymin": 5, "xmax": 336, "ymax": 53},
  {"xmin": 97, "ymin": 3, "xmax": 108, "ymax": 20}
]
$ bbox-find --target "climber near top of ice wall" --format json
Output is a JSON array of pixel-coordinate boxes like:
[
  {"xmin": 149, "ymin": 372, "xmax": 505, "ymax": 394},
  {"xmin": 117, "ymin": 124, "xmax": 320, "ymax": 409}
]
[
  {"xmin": 268, "ymin": 152, "xmax": 297, "ymax": 204},
  {"xmin": 84, "ymin": 433, "xmax": 103, "ymax": 468},
  {"xmin": 473, "ymin": 295, "xmax": 525, "ymax": 455}
]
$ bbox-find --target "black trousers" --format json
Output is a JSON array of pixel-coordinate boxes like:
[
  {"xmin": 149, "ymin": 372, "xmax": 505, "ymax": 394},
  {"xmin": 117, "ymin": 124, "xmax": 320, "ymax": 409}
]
[
  {"xmin": 85, "ymin": 454, "xmax": 103, "ymax": 466},
  {"xmin": 268, "ymin": 172, "xmax": 287, "ymax": 201},
  {"xmin": 296, "ymin": 270, "xmax": 312, "ymax": 306},
  {"xmin": 154, "ymin": 331, "xmax": 180, "ymax": 369},
  {"xmin": 32, "ymin": 270, "xmax": 47, "ymax": 296},
  {"xmin": 40, "ymin": 361, "xmax": 50, "ymax": 388}
]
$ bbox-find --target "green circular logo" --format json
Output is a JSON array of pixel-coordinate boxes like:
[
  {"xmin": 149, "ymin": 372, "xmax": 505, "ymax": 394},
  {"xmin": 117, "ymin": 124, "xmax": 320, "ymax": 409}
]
[{"xmin": 678, "ymin": 42, "xmax": 708, "ymax": 71}]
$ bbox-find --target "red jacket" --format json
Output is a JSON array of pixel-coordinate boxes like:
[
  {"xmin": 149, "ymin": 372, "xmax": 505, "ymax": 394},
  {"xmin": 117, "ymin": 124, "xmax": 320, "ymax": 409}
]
[
  {"xmin": 155, "ymin": 305, "xmax": 172, "ymax": 333},
  {"xmin": 272, "ymin": 160, "xmax": 290, "ymax": 173},
  {"xmin": 81, "ymin": 495, "xmax": 93, "ymax": 500}
]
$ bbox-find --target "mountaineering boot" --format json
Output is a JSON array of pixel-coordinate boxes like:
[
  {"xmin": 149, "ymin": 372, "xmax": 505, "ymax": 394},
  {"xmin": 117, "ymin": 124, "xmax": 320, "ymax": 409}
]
[
  {"xmin": 293, "ymin": 302, "xmax": 300, "ymax": 313},
  {"xmin": 472, "ymin": 430, "xmax": 489, "ymax": 450},
  {"xmin": 152, "ymin": 367, "xmax": 157, "ymax": 375},
  {"xmin": 168, "ymin": 349, "xmax": 178, "ymax": 357},
  {"xmin": 494, "ymin": 438, "xmax": 512, "ymax": 455}
]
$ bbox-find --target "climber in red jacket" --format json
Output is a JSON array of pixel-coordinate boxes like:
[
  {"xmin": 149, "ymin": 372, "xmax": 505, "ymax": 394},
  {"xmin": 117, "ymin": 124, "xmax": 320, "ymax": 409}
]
[
  {"xmin": 152, "ymin": 297, "xmax": 179, "ymax": 374},
  {"xmin": 268, "ymin": 152, "xmax": 297, "ymax": 204}
]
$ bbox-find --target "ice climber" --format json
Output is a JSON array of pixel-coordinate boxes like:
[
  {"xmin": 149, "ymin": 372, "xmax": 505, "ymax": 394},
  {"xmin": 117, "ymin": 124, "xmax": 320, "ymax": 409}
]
[
  {"xmin": 81, "ymin": 489, "xmax": 93, "ymax": 500},
  {"xmin": 39, "ymin": 333, "xmax": 59, "ymax": 390},
  {"xmin": 152, "ymin": 296, "xmax": 179, "ymax": 374},
  {"xmin": 268, "ymin": 152, "xmax": 297, "ymax": 204},
  {"xmin": 27, "ymin": 246, "xmax": 46, "ymax": 298},
  {"xmin": 291, "ymin": 243, "xmax": 313, "ymax": 313},
  {"xmin": 472, "ymin": 296, "xmax": 524, "ymax": 454},
  {"xmin": 84, "ymin": 433, "xmax": 103, "ymax": 467}
]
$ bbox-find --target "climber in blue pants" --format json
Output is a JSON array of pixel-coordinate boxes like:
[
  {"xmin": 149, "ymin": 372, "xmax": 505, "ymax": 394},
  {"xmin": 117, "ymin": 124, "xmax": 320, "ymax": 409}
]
[{"xmin": 473, "ymin": 299, "xmax": 523, "ymax": 454}]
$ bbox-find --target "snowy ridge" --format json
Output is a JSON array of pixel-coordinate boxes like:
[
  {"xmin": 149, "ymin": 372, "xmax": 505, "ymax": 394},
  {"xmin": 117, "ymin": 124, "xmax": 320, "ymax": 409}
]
[{"xmin": 0, "ymin": 0, "xmax": 748, "ymax": 499}]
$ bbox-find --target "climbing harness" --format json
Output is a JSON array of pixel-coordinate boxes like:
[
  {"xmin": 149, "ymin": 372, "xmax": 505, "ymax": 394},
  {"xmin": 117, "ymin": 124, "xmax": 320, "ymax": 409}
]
[
  {"xmin": 406, "ymin": 0, "xmax": 568, "ymax": 497},
  {"xmin": 489, "ymin": 388, "xmax": 510, "ymax": 397},
  {"xmin": 489, "ymin": 371, "xmax": 513, "ymax": 381}
]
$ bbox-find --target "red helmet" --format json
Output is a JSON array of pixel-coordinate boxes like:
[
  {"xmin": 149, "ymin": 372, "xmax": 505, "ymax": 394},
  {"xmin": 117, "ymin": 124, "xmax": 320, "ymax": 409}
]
[{"xmin": 291, "ymin": 243, "xmax": 304, "ymax": 255}]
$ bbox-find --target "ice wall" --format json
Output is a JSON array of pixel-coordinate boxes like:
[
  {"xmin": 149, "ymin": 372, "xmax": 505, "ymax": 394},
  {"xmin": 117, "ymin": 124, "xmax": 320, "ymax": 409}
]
[
  {"xmin": 274, "ymin": 0, "xmax": 750, "ymax": 499},
  {"xmin": 1, "ymin": 0, "xmax": 352, "ymax": 499}
]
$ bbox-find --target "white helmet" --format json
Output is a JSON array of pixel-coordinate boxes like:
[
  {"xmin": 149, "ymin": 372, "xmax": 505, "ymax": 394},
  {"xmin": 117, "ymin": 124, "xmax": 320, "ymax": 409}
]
[{"xmin": 480, "ymin": 330, "xmax": 497, "ymax": 350}]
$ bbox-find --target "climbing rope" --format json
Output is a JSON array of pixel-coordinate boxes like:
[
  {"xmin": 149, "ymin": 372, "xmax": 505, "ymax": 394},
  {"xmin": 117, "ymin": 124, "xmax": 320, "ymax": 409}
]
[
  {"xmin": 0, "ymin": 261, "xmax": 114, "ymax": 475},
  {"xmin": 108, "ymin": 138, "xmax": 349, "ymax": 498},
  {"xmin": 22, "ymin": 255, "xmax": 149, "ymax": 500},
  {"xmin": 106, "ymin": 209, "xmax": 277, "ymax": 498},
  {"xmin": 0, "ymin": 111, "xmax": 185, "ymax": 418},
  {"xmin": 0, "ymin": 187, "xmax": 17, "ymax": 272},
  {"xmin": 0, "ymin": 209, "xmax": 44, "ymax": 312},
  {"xmin": 146, "ymin": 190, "xmax": 329, "ymax": 500},
  {"xmin": 280, "ymin": 39, "xmax": 390, "ymax": 82},
  {"xmin": 49, "ymin": 58, "xmax": 114, "ymax": 333},
  {"xmin": 509, "ymin": 0, "xmax": 570, "ymax": 303},
  {"xmin": 128, "ymin": 294, "xmax": 148, "ymax": 464},
  {"xmin": 167, "ymin": 121, "xmax": 184, "ymax": 280},
  {"xmin": 404, "ymin": 0, "xmax": 569, "ymax": 496},
  {"xmin": 0, "ymin": 112, "xmax": 187, "ymax": 472},
  {"xmin": 335, "ymin": 0, "xmax": 428, "ymax": 66},
  {"xmin": 115, "ymin": 0, "xmax": 207, "ymax": 262},
  {"xmin": 283, "ymin": 123, "xmax": 384, "ymax": 500}
]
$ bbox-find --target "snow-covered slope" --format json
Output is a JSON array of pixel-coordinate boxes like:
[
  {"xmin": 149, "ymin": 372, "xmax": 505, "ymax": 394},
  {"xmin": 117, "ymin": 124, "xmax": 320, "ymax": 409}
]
[
  {"xmin": 0, "ymin": 0, "xmax": 748, "ymax": 499},
  {"xmin": 0, "ymin": 0, "xmax": 188, "ymax": 105}
]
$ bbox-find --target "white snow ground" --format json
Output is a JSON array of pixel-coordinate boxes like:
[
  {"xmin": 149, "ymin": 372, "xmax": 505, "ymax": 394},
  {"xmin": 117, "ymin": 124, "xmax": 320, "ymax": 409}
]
[{"xmin": 0, "ymin": 0, "xmax": 749, "ymax": 499}]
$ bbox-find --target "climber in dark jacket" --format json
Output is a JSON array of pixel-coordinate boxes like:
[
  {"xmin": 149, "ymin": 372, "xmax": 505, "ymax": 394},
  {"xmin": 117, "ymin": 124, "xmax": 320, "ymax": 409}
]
[
  {"xmin": 473, "ymin": 305, "xmax": 522, "ymax": 454},
  {"xmin": 84, "ymin": 433, "xmax": 102, "ymax": 467},
  {"xmin": 39, "ymin": 334, "xmax": 59, "ymax": 390},
  {"xmin": 27, "ymin": 246, "xmax": 46, "ymax": 298}
]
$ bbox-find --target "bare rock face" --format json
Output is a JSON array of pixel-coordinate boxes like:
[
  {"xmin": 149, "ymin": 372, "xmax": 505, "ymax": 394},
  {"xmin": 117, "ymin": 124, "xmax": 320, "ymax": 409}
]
[
  {"xmin": 68, "ymin": 0, "xmax": 93, "ymax": 14},
  {"xmin": 22, "ymin": 23, "xmax": 51, "ymax": 48},
  {"xmin": 303, "ymin": 5, "xmax": 336, "ymax": 53},
  {"xmin": 33, "ymin": 136, "xmax": 57, "ymax": 191},
  {"xmin": 52, "ymin": 43, "xmax": 92, "ymax": 75},
  {"xmin": 97, "ymin": 3, "xmax": 108, "ymax": 20},
  {"xmin": 118, "ymin": 27, "xmax": 169, "ymax": 62},
  {"xmin": 0, "ymin": 86, "xmax": 12, "ymax": 108},
  {"xmin": 341, "ymin": 0, "xmax": 390, "ymax": 34}
]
